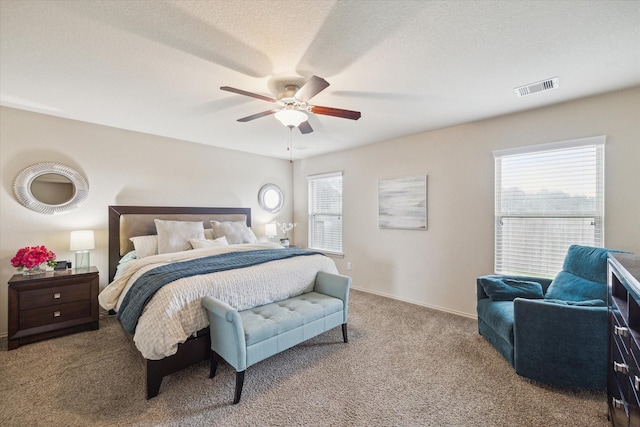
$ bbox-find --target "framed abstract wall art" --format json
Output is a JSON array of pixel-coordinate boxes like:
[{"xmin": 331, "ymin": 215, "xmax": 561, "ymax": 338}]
[{"xmin": 378, "ymin": 175, "xmax": 427, "ymax": 230}]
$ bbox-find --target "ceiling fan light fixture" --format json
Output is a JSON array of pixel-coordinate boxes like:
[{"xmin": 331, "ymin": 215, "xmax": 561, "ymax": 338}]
[{"xmin": 275, "ymin": 109, "xmax": 308, "ymax": 128}]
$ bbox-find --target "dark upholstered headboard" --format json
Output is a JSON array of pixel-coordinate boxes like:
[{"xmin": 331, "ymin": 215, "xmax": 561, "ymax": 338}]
[{"xmin": 108, "ymin": 206, "xmax": 251, "ymax": 282}]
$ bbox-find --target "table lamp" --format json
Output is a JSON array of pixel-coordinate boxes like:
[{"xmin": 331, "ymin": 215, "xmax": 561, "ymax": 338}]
[
  {"xmin": 70, "ymin": 230, "xmax": 95, "ymax": 269},
  {"xmin": 265, "ymin": 223, "xmax": 277, "ymax": 243}
]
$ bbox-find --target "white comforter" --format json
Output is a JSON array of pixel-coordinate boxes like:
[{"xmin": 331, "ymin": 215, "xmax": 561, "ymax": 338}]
[{"xmin": 98, "ymin": 243, "xmax": 338, "ymax": 359}]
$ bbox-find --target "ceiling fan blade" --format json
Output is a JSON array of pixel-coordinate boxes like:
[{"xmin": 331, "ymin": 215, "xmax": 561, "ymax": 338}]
[
  {"xmin": 310, "ymin": 105, "xmax": 361, "ymax": 120},
  {"xmin": 220, "ymin": 86, "xmax": 276, "ymax": 103},
  {"xmin": 294, "ymin": 76, "xmax": 330, "ymax": 102},
  {"xmin": 298, "ymin": 120, "xmax": 313, "ymax": 134},
  {"xmin": 237, "ymin": 109, "xmax": 279, "ymax": 122}
]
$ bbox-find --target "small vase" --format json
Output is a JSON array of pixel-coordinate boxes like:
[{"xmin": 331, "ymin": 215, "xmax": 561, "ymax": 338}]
[{"xmin": 22, "ymin": 264, "xmax": 46, "ymax": 276}]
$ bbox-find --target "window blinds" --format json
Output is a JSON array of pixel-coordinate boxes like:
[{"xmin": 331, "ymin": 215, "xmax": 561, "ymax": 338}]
[
  {"xmin": 308, "ymin": 171, "xmax": 343, "ymax": 254},
  {"xmin": 494, "ymin": 136, "xmax": 605, "ymax": 276}
]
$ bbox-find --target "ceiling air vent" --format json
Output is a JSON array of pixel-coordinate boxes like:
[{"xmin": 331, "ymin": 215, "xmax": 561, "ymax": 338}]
[{"xmin": 514, "ymin": 77, "xmax": 559, "ymax": 97}]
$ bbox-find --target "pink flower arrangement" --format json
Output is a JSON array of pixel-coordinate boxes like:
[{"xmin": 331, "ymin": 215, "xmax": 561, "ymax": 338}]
[{"xmin": 11, "ymin": 246, "xmax": 57, "ymax": 271}]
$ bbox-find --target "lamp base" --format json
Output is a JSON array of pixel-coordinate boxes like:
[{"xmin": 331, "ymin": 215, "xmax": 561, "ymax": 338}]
[{"xmin": 75, "ymin": 251, "xmax": 90, "ymax": 269}]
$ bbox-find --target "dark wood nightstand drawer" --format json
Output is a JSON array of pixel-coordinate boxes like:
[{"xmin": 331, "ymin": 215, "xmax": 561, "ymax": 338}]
[
  {"xmin": 20, "ymin": 300, "xmax": 91, "ymax": 330},
  {"xmin": 19, "ymin": 283, "xmax": 90, "ymax": 310}
]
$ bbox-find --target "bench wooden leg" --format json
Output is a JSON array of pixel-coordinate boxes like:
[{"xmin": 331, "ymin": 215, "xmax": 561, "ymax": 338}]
[
  {"xmin": 209, "ymin": 351, "xmax": 221, "ymax": 378},
  {"xmin": 234, "ymin": 370, "xmax": 245, "ymax": 404},
  {"xmin": 342, "ymin": 323, "xmax": 348, "ymax": 343}
]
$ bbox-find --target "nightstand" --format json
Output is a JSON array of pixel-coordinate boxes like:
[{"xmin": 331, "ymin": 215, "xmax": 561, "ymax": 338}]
[{"xmin": 8, "ymin": 266, "xmax": 99, "ymax": 350}]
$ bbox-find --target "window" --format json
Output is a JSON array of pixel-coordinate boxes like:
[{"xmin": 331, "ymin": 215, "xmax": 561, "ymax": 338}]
[
  {"xmin": 308, "ymin": 171, "xmax": 343, "ymax": 254},
  {"xmin": 494, "ymin": 136, "xmax": 605, "ymax": 276}
]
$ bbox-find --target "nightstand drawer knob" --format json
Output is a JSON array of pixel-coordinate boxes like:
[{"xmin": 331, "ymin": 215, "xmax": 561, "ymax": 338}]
[
  {"xmin": 614, "ymin": 361, "xmax": 629, "ymax": 374},
  {"xmin": 612, "ymin": 397, "xmax": 625, "ymax": 409},
  {"xmin": 53, "ymin": 292, "xmax": 61, "ymax": 299},
  {"xmin": 614, "ymin": 325, "xmax": 629, "ymax": 337},
  {"xmin": 53, "ymin": 311, "xmax": 61, "ymax": 318}
]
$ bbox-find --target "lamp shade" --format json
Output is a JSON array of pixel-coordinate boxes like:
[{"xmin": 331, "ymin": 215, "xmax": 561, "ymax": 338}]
[
  {"xmin": 265, "ymin": 223, "xmax": 277, "ymax": 237},
  {"xmin": 70, "ymin": 230, "xmax": 95, "ymax": 251},
  {"xmin": 275, "ymin": 109, "xmax": 308, "ymax": 127}
]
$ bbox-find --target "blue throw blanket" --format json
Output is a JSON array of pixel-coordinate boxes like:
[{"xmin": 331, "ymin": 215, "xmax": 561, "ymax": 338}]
[{"xmin": 117, "ymin": 248, "xmax": 320, "ymax": 333}]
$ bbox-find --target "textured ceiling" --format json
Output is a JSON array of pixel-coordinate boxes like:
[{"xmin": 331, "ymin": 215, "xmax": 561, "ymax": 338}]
[{"xmin": 1, "ymin": 0, "xmax": 639, "ymax": 159}]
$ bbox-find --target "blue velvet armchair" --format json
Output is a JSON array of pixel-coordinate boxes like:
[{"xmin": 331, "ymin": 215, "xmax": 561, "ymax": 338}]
[{"xmin": 476, "ymin": 245, "xmax": 619, "ymax": 388}]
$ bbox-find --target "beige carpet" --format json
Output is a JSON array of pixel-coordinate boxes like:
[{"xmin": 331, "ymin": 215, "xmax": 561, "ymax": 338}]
[{"xmin": 0, "ymin": 290, "xmax": 608, "ymax": 426}]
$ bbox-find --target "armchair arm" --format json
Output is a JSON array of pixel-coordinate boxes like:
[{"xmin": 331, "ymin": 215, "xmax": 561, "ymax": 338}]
[
  {"xmin": 201, "ymin": 296, "xmax": 247, "ymax": 372},
  {"xmin": 314, "ymin": 271, "xmax": 352, "ymax": 322},
  {"xmin": 477, "ymin": 275, "xmax": 553, "ymax": 301},
  {"xmin": 513, "ymin": 298, "xmax": 607, "ymax": 388}
]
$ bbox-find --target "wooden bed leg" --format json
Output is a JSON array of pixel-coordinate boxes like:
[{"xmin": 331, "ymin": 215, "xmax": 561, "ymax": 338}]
[
  {"xmin": 209, "ymin": 351, "xmax": 220, "ymax": 378},
  {"xmin": 342, "ymin": 323, "xmax": 348, "ymax": 343},
  {"xmin": 146, "ymin": 359, "xmax": 163, "ymax": 399},
  {"xmin": 233, "ymin": 371, "xmax": 245, "ymax": 404}
]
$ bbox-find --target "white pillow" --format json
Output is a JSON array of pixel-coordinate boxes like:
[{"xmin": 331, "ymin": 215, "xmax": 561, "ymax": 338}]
[
  {"xmin": 154, "ymin": 219, "xmax": 205, "ymax": 254},
  {"xmin": 129, "ymin": 235, "xmax": 158, "ymax": 258},
  {"xmin": 189, "ymin": 236, "xmax": 229, "ymax": 249},
  {"xmin": 210, "ymin": 220, "xmax": 258, "ymax": 244},
  {"xmin": 204, "ymin": 228, "xmax": 215, "ymax": 240}
]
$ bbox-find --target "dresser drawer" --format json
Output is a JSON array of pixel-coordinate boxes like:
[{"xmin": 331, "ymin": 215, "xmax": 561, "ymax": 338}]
[
  {"xmin": 613, "ymin": 318, "xmax": 631, "ymax": 356},
  {"xmin": 19, "ymin": 300, "xmax": 91, "ymax": 330},
  {"xmin": 19, "ymin": 283, "xmax": 90, "ymax": 310},
  {"xmin": 612, "ymin": 337, "xmax": 632, "ymax": 385},
  {"xmin": 609, "ymin": 370, "xmax": 630, "ymax": 426}
]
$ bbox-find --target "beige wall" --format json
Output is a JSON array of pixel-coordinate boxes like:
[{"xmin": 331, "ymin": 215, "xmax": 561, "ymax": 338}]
[
  {"xmin": 293, "ymin": 87, "xmax": 640, "ymax": 318},
  {"xmin": 0, "ymin": 107, "xmax": 294, "ymax": 337},
  {"xmin": 2, "ymin": 87, "xmax": 638, "ymax": 337}
]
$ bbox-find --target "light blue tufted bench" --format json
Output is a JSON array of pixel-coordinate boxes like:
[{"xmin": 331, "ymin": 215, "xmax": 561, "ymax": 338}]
[{"xmin": 201, "ymin": 271, "xmax": 351, "ymax": 404}]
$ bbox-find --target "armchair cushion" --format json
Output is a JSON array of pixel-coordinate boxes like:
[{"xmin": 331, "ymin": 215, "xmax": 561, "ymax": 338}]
[
  {"xmin": 544, "ymin": 245, "xmax": 625, "ymax": 302},
  {"xmin": 479, "ymin": 277, "xmax": 544, "ymax": 301},
  {"xmin": 544, "ymin": 270, "xmax": 606, "ymax": 302},
  {"xmin": 562, "ymin": 244, "xmax": 611, "ymax": 283}
]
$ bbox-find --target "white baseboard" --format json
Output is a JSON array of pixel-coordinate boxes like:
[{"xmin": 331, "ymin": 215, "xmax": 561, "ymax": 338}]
[{"xmin": 350, "ymin": 286, "xmax": 478, "ymax": 320}]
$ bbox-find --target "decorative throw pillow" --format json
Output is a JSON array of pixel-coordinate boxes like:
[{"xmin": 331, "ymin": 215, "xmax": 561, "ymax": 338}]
[
  {"xmin": 204, "ymin": 229, "xmax": 215, "ymax": 240},
  {"xmin": 210, "ymin": 220, "xmax": 258, "ymax": 244},
  {"xmin": 129, "ymin": 235, "xmax": 158, "ymax": 258},
  {"xmin": 544, "ymin": 270, "xmax": 606, "ymax": 302},
  {"xmin": 479, "ymin": 277, "xmax": 544, "ymax": 301},
  {"xmin": 189, "ymin": 236, "xmax": 229, "ymax": 249},
  {"xmin": 154, "ymin": 219, "xmax": 205, "ymax": 254}
]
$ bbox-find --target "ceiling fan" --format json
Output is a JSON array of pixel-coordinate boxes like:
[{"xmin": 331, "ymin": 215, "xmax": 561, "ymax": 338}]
[{"xmin": 220, "ymin": 75, "xmax": 361, "ymax": 134}]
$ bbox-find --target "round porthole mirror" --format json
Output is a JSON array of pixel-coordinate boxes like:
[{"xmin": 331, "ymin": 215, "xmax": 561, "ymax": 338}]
[
  {"xmin": 14, "ymin": 162, "xmax": 89, "ymax": 215},
  {"xmin": 258, "ymin": 183, "xmax": 284, "ymax": 214}
]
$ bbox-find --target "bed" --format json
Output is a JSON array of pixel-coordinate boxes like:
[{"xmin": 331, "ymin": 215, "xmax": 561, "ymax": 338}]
[{"xmin": 103, "ymin": 205, "xmax": 337, "ymax": 398}]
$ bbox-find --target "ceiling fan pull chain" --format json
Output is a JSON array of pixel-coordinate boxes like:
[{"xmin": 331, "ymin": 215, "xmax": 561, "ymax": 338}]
[{"xmin": 288, "ymin": 127, "xmax": 293, "ymax": 163}]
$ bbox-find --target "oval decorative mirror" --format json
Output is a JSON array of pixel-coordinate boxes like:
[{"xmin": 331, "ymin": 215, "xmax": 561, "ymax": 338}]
[
  {"xmin": 14, "ymin": 162, "xmax": 89, "ymax": 215},
  {"xmin": 258, "ymin": 183, "xmax": 284, "ymax": 213}
]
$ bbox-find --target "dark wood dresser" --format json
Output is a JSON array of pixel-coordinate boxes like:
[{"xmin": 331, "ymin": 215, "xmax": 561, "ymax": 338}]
[
  {"xmin": 8, "ymin": 267, "xmax": 99, "ymax": 350},
  {"xmin": 608, "ymin": 252, "xmax": 640, "ymax": 427}
]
